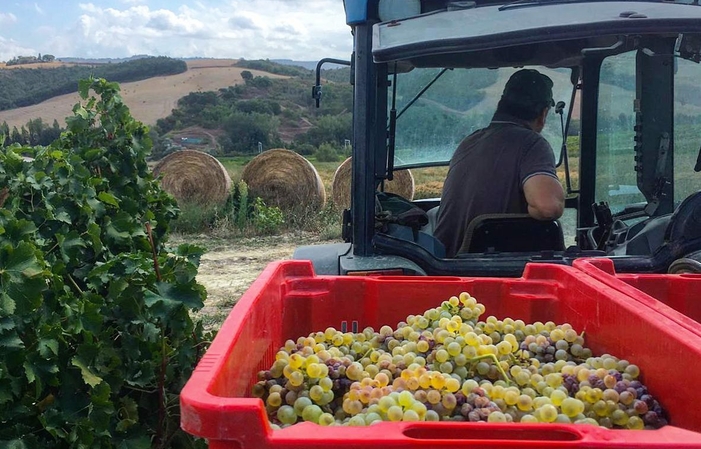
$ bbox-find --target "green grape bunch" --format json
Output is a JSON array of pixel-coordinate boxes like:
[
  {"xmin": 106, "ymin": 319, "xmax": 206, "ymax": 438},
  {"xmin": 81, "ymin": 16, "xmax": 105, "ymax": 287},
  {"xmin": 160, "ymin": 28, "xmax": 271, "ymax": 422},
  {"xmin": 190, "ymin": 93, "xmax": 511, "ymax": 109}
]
[{"xmin": 251, "ymin": 292, "xmax": 667, "ymax": 429}]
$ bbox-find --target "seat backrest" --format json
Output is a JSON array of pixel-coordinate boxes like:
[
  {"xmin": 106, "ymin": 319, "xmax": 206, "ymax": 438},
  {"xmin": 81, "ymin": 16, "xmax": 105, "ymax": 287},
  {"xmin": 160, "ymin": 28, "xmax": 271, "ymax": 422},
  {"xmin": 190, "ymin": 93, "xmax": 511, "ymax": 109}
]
[
  {"xmin": 421, "ymin": 205, "xmax": 440, "ymax": 235},
  {"xmin": 665, "ymin": 191, "xmax": 701, "ymax": 243},
  {"xmin": 384, "ymin": 223, "xmax": 446, "ymax": 258},
  {"xmin": 458, "ymin": 213, "xmax": 565, "ymax": 254}
]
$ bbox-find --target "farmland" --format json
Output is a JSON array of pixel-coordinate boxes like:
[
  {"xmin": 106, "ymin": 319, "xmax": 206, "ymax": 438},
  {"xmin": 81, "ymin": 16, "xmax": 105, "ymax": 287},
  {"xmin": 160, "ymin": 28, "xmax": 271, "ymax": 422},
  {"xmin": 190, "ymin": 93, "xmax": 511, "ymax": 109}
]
[{"xmin": 0, "ymin": 59, "xmax": 287, "ymax": 129}]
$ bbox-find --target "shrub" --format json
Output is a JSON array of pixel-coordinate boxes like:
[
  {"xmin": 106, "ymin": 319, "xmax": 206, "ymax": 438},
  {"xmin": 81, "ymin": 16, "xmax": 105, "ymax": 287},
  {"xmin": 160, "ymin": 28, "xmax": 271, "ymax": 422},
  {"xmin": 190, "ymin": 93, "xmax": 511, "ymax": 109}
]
[
  {"xmin": 292, "ymin": 143, "xmax": 316, "ymax": 156},
  {"xmin": 314, "ymin": 142, "xmax": 340, "ymax": 162},
  {"xmin": 214, "ymin": 180, "xmax": 254, "ymax": 230},
  {"xmin": 0, "ymin": 78, "xmax": 210, "ymax": 449},
  {"xmin": 252, "ymin": 197, "xmax": 284, "ymax": 235}
]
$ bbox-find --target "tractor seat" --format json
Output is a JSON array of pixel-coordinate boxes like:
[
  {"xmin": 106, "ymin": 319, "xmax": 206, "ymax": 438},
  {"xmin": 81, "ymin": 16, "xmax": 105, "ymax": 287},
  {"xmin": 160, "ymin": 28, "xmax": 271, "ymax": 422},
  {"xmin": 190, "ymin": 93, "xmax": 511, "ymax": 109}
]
[
  {"xmin": 457, "ymin": 213, "xmax": 565, "ymax": 254},
  {"xmin": 665, "ymin": 190, "xmax": 701, "ymax": 243}
]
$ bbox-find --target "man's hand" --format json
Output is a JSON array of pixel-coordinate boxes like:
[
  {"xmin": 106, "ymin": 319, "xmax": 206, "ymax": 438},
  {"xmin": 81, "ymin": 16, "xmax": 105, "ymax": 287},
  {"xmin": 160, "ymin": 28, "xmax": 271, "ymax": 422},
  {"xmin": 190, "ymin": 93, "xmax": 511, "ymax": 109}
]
[{"xmin": 523, "ymin": 174, "xmax": 565, "ymax": 220}]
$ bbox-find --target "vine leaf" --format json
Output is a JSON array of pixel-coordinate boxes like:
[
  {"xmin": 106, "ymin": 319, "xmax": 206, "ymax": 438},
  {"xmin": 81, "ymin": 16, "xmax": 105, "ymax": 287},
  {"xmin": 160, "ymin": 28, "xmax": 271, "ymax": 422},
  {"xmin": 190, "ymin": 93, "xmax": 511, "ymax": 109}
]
[
  {"xmin": 144, "ymin": 282, "xmax": 204, "ymax": 318},
  {"xmin": 71, "ymin": 356, "xmax": 103, "ymax": 387},
  {"xmin": 98, "ymin": 191, "xmax": 120, "ymax": 207}
]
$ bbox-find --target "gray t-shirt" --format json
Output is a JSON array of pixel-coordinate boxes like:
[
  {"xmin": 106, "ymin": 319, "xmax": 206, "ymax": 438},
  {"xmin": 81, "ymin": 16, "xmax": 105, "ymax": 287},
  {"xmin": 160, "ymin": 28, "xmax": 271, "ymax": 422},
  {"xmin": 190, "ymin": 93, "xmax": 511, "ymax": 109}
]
[{"xmin": 434, "ymin": 112, "xmax": 558, "ymax": 257}]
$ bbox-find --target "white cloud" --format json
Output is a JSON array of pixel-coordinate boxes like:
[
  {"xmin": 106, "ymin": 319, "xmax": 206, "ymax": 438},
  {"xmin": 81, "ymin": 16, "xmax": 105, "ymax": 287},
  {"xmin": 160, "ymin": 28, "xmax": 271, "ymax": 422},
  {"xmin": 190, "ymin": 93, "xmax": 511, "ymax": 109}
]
[
  {"xmin": 0, "ymin": 36, "xmax": 36, "ymax": 62},
  {"xmin": 47, "ymin": 1, "xmax": 351, "ymax": 60},
  {"xmin": 33, "ymin": 2, "xmax": 44, "ymax": 15},
  {"xmin": 0, "ymin": 12, "xmax": 17, "ymax": 25}
]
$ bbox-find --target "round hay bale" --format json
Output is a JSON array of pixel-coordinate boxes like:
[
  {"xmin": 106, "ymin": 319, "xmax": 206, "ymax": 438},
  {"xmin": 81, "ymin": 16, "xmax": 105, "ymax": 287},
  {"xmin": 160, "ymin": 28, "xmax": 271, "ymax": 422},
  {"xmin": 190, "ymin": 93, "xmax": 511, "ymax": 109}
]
[
  {"xmin": 241, "ymin": 149, "xmax": 326, "ymax": 211},
  {"xmin": 331, "ymin": 157, "xmax": 415, "ymax": 209},
  {"xmin": 152, "ymin": 150, "xmax": 232, "ymax": 206}
]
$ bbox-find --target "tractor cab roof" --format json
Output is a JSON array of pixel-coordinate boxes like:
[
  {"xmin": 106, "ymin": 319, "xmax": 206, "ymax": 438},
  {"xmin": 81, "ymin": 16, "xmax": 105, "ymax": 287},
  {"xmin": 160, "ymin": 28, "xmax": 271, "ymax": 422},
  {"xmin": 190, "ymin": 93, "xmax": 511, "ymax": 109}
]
[{"xmin": 373, "ymin": 1, "xmax": 701, "ymax": 68}]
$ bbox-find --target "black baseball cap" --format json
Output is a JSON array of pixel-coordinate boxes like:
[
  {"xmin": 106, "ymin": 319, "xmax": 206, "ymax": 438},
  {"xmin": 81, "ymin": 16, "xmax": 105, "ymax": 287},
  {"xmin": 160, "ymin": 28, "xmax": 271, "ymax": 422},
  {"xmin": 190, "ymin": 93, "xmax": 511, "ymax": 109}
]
[{"xmin": 502, "ymin": 69, "xmax": 554, "ymax": 110}]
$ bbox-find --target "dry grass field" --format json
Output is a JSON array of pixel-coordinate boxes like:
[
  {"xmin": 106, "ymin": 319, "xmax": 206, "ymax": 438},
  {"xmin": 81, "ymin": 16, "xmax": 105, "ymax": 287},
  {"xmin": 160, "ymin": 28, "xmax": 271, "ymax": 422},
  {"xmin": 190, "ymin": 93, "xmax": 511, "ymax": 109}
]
[{"xmin": 0, "ymin": 59, "xmax": 288, "ymax": 129}]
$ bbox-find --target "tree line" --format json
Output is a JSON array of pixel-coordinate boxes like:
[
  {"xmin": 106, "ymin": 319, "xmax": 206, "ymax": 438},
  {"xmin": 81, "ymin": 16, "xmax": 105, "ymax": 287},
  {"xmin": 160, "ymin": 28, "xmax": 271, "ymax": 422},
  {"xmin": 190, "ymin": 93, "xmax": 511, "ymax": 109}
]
[
  {"xmin": 0, "ymin": 56, "xmax": 187, "ymax": 111},
  {"xmin": 152, "ymin": 65, "xmax": 354, "ymax": 161},
  {"xmin": 1, "ymin": 118, "xmax": 63, "ymax": 147},
  {"xmin": 6, "ymin": 54, "xmax": 56, "ymax": 66}
]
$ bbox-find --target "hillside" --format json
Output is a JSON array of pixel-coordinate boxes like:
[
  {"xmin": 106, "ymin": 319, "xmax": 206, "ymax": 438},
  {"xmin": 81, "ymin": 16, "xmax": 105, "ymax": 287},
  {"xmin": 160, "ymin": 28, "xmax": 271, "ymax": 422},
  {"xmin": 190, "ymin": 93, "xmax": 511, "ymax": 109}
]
[{"xmin": 0, "ymin": 59, "xmax": 287, "ymax": 129}]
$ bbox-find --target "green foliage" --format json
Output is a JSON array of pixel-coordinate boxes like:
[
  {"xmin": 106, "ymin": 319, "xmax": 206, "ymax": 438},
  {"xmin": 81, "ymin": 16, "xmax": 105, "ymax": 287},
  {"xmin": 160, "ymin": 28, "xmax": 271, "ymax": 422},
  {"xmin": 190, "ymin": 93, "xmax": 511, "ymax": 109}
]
[
  {"xmin": 233, "ymin": 181, "xmax": 251, "ymax": 229},
  {"xmin": 183, "ymin": 182, "xmax": 284, "ymax": 236},
  {"xmin": 152, "ymin": 68, "xmax": 352, "ymax": 158},
  {"xmin": 0, "ymin": 57, "xmax": 187, "ymax": 111},
  {"xmin": 252, "ymin": 198, "xmax": 285, "ymax": 235},
  {"xmin": 320, "ymin": 67, "xmax": 351, "ymax": 84},
  {"xmin": 1, "ymin": 118, "xmax": 63, "ymax": 147},
  {"xmin": 393, "ymin": 68, "xmax": 498, "ymax": 113},
  {"xmin": 235, "ymin": 99, "xmax": 282, "ymax": 115},
  {"xmin": 297, "ymin": 114, "xmax": 352, "ymax": 148},
  {"xmin": 206, "ymin": 181, "xmax": 254, "ymax": 232},
  {"xmin": 235, "ymin": 59, "xmax": 313, "ymax": 78},
  {"xmin": 219, "ymin": 111, "xmax": 280, "ymax": 154},
  {"xmin": 314, "ymin": 142, "xmax": 341, "ymax": 162},
  {"xmin": 245, "ymin": 76, "xmax": 273, "ymax": 89},
  {"xmin": 0, "ymin": 77, "xmax": 209, "ymax": 448},
  {"xmin": 170, "ymin": 202, "xmax": 220, "ymax": 234}
]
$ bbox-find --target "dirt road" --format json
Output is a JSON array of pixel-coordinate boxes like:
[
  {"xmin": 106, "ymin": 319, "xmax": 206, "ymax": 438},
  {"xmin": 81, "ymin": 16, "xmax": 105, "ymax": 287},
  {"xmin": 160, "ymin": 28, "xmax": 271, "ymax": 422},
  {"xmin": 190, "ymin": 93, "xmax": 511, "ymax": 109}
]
[
  {"xmin": 180, "ymin": 212, "xmax": 577, "ymax": 332},
  {"xmin": 171, "ymin": 232, "xmax": 338, "ymax": 331}
]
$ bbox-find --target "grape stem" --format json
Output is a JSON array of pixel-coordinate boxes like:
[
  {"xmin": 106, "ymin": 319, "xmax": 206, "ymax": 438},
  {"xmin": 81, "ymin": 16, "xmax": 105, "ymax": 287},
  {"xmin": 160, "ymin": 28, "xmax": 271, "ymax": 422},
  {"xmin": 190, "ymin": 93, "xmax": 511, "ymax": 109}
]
[{"xmin": 468, "ymin": 354, "xmax": 512, "ymax": 385}]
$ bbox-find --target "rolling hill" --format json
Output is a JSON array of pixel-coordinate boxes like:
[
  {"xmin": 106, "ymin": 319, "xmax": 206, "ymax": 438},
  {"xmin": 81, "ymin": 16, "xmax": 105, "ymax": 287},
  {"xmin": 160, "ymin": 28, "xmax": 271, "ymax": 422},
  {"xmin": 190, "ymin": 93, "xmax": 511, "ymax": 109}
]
[{"xmin": 0, "ymin": 59, "xmax": 288, "ymax": 129}]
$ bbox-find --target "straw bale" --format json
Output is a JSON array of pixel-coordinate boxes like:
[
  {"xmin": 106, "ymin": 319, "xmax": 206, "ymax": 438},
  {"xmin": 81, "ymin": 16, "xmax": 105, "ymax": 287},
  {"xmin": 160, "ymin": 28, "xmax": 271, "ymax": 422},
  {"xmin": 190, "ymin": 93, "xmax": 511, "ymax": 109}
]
[
  {"xmin": 241, "ymin": 149, "xmax": 326, "ymax": 211},
  {"xmin": 153, "ymin": 150, "xmax": 232, "ymax": 205},
  {"xmin": 331, "ymin": 157, "xmax": 415, "ymax": 209}
]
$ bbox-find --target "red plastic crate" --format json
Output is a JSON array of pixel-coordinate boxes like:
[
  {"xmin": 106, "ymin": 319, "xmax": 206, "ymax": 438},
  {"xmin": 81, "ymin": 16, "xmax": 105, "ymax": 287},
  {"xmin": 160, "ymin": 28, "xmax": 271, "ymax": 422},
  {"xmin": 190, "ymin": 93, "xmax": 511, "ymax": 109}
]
[
  {"xmin": 573, "ymin": 257, "xmax": 701, "ymax": 337},
  {"xmin": 180, "ymin": 261, "xmax": 701, "ymax": 449}
]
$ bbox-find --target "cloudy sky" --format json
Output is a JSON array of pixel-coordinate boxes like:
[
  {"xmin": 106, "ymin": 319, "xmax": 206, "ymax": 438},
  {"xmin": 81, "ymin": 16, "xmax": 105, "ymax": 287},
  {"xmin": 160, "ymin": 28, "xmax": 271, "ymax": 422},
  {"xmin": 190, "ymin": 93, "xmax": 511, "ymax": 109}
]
[{"xmin": 0, "ymin": 1, "xmax": 353, "ymax": 62}]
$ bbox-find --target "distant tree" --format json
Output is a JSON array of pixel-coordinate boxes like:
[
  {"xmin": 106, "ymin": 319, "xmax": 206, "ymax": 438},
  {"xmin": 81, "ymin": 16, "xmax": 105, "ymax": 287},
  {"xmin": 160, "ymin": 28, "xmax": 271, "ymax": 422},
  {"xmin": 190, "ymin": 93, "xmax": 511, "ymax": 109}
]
[
  {"xmin": 314, "ymin": 142, "xmax": 341, "ymax": 162},
  {"xmin": 297, "ymin": 113, "xmax": 352, "ymax": 147},
  {"xmin": 27, "ymin": 118, "xmax": 44, "ymax": 145},
  {"xmin": 0, "ymin": 56, "xmax": 187, "ymax": 111},
  {"xmin": 10, "ymin": 126, "xmax": 21, "ymax": 144},
  {"xmin": 20, "ymin": 125, "xmax": 29, "ymax": 144},
  {"xmin": 249, "ymin": 76, "xmax": 272, "ymax": 89},
  {"xmin": 221, "ymin": 111, "xmax": 279, "ymax": 154},
  {"xmin": 177, "ymin": 91, "xmax": 218, "ymax": 113},
  {"xmin": 42, "ymin": 54, "xmax": 55, "ymax": 62},
  {"xmin": 241, "ymin": 70, "xmax": 254, "ymax": 82}
]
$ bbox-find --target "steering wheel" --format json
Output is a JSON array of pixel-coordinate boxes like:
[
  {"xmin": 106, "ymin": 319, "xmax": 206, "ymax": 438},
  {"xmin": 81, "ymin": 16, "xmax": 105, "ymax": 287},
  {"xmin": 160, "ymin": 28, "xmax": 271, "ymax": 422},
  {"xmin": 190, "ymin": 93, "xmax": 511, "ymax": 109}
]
[{"xmin": 588, "ymin": 219, "xmax": 630, "ymax": 252}]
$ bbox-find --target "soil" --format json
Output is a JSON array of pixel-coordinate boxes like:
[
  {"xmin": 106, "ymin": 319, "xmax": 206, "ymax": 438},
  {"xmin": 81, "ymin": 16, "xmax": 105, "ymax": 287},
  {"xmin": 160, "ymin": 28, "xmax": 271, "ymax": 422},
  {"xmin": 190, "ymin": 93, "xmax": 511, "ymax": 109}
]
[
  {"xmin": 170, "ymin": 231, "xmax": 339, "ymax": 331},
  {"xmin": 173, "ymin": 211, "xmax": 577, "ymax": 333}
]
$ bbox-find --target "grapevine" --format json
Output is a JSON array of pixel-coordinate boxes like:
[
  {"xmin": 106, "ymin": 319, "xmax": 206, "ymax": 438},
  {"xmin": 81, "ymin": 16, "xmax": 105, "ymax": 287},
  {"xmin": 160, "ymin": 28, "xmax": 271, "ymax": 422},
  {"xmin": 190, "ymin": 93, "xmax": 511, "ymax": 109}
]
[{"xmin": 0, "ymin": 78, "xmax": 210, "ymax": 448}]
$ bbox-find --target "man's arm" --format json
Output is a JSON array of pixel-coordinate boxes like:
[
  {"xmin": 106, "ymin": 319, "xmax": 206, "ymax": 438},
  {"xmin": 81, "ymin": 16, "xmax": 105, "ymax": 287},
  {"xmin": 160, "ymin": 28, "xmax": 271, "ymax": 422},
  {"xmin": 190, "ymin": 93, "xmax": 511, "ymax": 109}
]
[{"xmin": 523, "ymin": 174, "xmax": 565, "ymax": 220}]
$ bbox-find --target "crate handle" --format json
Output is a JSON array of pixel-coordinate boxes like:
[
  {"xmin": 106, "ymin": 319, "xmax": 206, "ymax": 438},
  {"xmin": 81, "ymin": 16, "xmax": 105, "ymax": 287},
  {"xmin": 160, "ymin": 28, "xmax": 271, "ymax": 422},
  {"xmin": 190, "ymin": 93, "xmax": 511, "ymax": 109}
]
[{"xmin": 402, "ymin": 424, "xmax": 582, "ymax": 442}]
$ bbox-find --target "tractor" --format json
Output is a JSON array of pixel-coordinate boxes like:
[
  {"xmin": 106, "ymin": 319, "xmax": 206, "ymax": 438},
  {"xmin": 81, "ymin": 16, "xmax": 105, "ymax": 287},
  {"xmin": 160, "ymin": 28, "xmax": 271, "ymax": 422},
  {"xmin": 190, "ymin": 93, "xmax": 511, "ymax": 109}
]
[{"xmin": 295, "ymin": 0, "xmax": 701, "ymax": 276}]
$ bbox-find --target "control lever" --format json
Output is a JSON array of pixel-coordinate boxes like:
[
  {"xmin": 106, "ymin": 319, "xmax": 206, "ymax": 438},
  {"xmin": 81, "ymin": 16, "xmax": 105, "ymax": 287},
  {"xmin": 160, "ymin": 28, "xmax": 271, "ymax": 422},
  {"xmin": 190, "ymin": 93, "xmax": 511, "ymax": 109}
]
[
  {"xmin": 592, "ymin": 202, "xmax": 614, "ymax": 251},
  {"xmin": 555, "ymin": 101, "xmax": 574, "ymax": 194},
  {"xmin": 555, "ymin": 100, "xmax": 566, "ymax": 115}
]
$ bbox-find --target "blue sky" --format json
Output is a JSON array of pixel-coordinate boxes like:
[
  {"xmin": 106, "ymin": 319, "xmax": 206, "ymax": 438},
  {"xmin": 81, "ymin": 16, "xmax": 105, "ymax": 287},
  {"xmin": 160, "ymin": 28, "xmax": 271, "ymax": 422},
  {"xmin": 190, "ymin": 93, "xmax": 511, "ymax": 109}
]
[{"xmin": 0, "ymin": 1, "xmax": 352, "ymax": 62}]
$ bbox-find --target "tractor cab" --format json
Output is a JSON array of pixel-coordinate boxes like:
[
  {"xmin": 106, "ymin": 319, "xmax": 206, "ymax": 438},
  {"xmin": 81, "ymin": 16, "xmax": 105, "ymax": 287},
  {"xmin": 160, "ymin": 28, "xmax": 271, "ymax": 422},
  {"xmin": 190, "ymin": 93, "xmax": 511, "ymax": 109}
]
[{"xmin": 294, "ymin": 0, "xmax": 701, "ymax": 276}]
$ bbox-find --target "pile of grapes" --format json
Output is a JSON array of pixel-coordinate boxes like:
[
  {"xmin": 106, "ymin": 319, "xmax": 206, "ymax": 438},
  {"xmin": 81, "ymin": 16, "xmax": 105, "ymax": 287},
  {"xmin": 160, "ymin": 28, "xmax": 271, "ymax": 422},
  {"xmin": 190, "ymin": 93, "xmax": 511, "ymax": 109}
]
[{"xmin": 252, "ymin": 292, "xmax": 667, "ymax": 429}]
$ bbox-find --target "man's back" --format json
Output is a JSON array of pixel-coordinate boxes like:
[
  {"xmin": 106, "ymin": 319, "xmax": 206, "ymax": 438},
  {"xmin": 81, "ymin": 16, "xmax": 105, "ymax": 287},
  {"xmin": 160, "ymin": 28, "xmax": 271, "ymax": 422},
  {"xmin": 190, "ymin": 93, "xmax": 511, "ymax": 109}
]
[{"xmin": 434, "ymin": 113, "xmax": 557, "ymax": 257}]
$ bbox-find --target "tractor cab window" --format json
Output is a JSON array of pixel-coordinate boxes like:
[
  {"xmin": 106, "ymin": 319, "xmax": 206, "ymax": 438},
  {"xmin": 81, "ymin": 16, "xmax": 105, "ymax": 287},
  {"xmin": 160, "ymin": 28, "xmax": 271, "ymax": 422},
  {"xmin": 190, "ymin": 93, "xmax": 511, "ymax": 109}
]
[
  {"xmin": 595, "ymin": 51, "xmax": 646, "ymax": 214},
  {"xmin": 674, "ymin": 57, "xmax": 701, "ymax": 205},
  {"xmin": 390, "ymin": 66, "xmax": 573, "ymax": 169}
]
